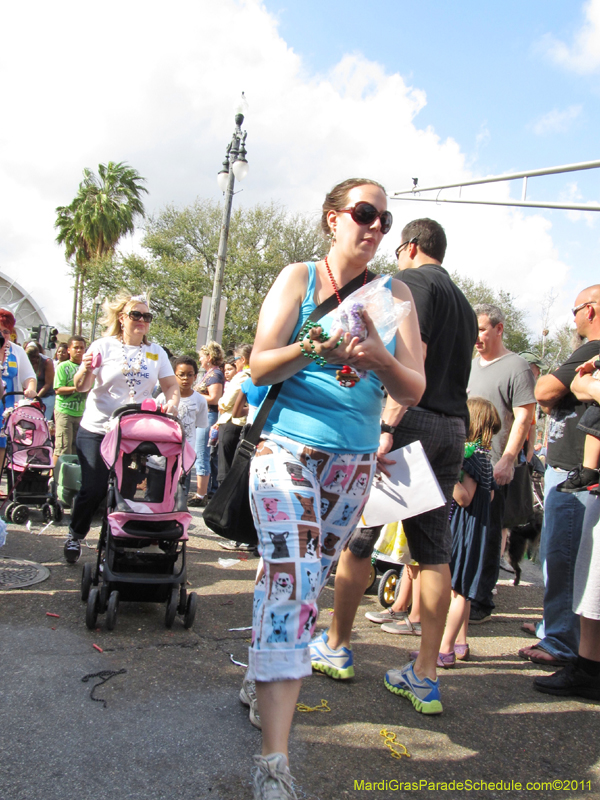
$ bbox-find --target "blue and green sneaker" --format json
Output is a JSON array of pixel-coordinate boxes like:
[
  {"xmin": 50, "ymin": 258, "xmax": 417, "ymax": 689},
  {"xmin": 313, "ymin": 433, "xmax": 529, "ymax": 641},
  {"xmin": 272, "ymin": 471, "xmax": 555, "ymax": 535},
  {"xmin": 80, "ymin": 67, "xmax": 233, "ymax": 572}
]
[
  {"xmin": 309, "ymin": 630, "xmax": 354, "ymax": 680},
  {"xmin": 385, "ymin": 662, "xmax": 443, "ymax": 714}
]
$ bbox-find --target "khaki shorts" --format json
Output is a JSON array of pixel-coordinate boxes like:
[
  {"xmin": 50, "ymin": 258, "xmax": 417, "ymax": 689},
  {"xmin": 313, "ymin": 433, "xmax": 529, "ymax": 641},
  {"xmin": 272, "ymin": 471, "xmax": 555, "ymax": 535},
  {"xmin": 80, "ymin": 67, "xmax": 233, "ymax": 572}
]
[{"xmin": 54, "ymin": 411, "xmax": 82, "ymax": 458}]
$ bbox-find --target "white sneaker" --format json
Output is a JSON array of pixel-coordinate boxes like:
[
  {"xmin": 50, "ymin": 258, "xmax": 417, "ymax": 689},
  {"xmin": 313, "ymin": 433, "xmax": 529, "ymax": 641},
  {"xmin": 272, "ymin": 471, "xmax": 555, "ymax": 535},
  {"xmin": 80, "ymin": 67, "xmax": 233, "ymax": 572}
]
[
  {"xmin": 252, "ymin": 753, "xmax": 298, "ymax": 799},
  {"xmin": 240, "ymin": 674, "xmax": 261, "ymax": 729}
]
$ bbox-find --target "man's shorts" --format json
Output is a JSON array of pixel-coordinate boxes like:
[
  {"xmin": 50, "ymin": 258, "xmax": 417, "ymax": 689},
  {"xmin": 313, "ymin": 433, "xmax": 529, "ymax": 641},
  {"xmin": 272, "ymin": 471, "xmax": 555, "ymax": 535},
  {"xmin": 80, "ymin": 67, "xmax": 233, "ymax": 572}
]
[
  {"xmin": 54, "ymin": 411, "xmax": 82, "ymax": 458},
  {"xmin": 347, "ymin": 407, "xmax": 465, "ymax": 566}
]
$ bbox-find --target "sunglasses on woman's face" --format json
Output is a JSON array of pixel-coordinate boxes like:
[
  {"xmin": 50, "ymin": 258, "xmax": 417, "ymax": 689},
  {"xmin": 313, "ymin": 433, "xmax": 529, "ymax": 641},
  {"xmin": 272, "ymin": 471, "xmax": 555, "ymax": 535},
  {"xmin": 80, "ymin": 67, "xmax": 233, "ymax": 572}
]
[
  {"xmin": 128, "ymin": 310, "xmax": 153, "ymax": 323},
  {"xmin": 338, "ymin": 202, "xmax": 393, "ymax": 235}
]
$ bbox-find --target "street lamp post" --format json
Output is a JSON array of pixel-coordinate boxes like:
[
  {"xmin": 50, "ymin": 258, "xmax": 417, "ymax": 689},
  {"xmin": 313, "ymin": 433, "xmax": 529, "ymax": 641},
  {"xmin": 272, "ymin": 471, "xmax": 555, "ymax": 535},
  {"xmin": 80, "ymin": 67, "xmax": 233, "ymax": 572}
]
[
  {"xmin": 207, "ymin": 96, "xmax": 249, "ymax": 344},
  {"xmin": 91, "ymin": 295, "xmax": 103, "ymax": 342}
]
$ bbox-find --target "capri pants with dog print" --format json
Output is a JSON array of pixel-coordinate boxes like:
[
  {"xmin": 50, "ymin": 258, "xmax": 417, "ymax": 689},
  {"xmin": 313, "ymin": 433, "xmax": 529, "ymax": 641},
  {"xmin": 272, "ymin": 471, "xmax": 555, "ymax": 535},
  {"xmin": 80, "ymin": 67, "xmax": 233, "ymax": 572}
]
[{"xmin": 247, "ymin": 434, "xmax": 376, "ymax": 682}]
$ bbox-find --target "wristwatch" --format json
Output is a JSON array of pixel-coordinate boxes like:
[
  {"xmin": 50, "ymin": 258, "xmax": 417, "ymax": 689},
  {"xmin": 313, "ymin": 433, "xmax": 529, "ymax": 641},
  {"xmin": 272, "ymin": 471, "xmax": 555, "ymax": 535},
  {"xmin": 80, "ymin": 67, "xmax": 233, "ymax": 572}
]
[{"xmin": 380, "ymin": 421, "xmax": 396, "ymax": 435}]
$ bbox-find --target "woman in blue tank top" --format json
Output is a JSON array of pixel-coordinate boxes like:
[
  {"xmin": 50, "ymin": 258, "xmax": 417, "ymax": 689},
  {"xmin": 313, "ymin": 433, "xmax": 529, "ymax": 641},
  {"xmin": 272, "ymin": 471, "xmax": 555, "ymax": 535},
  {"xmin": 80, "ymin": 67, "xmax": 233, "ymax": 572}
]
[{"xmin": 246, "ymin": 179, "xmax": 425, "ymax": 798}]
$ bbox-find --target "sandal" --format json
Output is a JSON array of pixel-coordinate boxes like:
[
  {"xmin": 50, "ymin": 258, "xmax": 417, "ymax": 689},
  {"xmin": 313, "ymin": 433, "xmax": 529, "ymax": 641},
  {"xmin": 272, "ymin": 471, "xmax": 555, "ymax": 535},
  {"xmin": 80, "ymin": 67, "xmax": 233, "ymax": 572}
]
[
  {"xmin": 521, "ymin": 622, "xmax": 538, "ymax": 636},
  {"xmin": 454, "ymin": 643, "xmax": 470, "ymax": 661},
  {"xmin": 518, "ymin": 644, "xmax": 569, "ymax": 666},
  {"xmin": 381, "ymin": 618, "xmax": 422, "ymax": 636},
  {"xmin": 409, "ymin": 650, "xmax": 456, "ymax": 668}
]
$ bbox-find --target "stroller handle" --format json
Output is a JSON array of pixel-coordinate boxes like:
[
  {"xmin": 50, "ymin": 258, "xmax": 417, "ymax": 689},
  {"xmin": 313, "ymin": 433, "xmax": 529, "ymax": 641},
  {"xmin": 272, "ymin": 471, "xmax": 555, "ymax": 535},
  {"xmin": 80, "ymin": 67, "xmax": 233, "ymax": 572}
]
[{"xmin": 111, "ymin": 402, "xmax": 171, "ymax": 420}]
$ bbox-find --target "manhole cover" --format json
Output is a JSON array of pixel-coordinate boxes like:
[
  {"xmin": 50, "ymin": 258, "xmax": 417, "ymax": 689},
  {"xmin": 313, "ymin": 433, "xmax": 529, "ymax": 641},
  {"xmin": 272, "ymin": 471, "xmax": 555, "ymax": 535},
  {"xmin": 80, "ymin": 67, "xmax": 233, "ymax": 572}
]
[{"xmin": 0, "ymin": 558, "xmax": 50, "ymax": 589}]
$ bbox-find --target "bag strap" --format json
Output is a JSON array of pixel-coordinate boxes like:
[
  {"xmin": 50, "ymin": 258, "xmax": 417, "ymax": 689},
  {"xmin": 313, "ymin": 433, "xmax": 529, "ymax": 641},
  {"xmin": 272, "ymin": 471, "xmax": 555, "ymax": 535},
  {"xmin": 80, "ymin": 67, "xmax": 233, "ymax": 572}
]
[{"xmin": 238, "ymin": 267, "xmax": 376, "ymax": 457}]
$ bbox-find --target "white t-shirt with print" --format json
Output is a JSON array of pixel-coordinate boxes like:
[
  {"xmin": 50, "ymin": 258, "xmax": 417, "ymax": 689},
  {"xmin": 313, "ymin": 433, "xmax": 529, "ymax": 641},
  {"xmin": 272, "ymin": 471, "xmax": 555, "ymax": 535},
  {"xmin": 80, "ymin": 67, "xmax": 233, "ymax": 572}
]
[
  {"xmin": 147, "ymin": 390, "xmax": 209, "ymax": 472},
  {"xmin": 156, "ymin": 390, "xmax": 208, "ymax": 444},
  {"xmin": 81, "ymin": 336, "xmax": 174, "ymax": 434}
]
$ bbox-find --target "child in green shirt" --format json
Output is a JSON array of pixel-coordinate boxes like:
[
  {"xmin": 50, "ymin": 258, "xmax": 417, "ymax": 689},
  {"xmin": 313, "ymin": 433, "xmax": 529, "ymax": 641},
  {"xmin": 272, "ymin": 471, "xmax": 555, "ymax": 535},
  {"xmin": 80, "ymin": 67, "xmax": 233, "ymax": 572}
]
[{"xmin": 53, "ymin": 335, "xmax": 87, "ymax": 462}]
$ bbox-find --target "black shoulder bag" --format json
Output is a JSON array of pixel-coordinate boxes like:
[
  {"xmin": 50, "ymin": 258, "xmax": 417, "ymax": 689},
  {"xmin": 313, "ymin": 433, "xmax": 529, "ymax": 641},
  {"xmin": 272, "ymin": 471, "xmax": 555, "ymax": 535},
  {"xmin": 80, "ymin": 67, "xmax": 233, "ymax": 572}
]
[{"xmin": 203, "ymin": 269, "xmax": 375, "ymax": 545}]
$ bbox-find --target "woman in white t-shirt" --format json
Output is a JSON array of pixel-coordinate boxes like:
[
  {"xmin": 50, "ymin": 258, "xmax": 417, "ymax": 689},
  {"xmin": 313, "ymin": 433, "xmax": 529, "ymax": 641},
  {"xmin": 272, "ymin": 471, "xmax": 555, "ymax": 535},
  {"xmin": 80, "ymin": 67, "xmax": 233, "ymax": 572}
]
[{"xmin": 62, "ymin": 293, "xmax": 179, "ymax": 564}]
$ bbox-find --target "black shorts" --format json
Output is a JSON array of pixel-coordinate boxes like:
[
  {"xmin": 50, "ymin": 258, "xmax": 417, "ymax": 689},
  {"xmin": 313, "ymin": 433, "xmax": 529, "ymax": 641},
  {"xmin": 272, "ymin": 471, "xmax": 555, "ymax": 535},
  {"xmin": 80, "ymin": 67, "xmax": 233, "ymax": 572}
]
[
  {"xmin": 347, "ymin": 407, "xmax": 465, "ymax": 565},
  {"xmin": 578, "ymin": 404, "xmax": 600, "ymax": 437}
]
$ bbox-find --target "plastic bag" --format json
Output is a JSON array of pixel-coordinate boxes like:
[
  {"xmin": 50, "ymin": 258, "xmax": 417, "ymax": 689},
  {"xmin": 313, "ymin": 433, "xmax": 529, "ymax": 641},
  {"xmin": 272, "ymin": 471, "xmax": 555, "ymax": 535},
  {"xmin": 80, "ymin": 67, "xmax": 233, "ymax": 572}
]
[
  {"xmin": 329, "ymin": 276, "xmax": 411, "ymax": 346},
  {"xmin": 373, "ymin": 521, "xmax": 416, "ymax": 565}
]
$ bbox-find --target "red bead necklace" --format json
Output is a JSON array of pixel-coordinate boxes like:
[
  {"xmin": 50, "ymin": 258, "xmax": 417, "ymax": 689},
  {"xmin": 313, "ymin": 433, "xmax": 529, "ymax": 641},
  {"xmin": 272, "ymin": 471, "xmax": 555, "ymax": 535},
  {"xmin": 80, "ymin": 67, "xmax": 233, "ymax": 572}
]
[{"xmin": 324, "ymin": 256, "xmax": 368, "ymax": 304}]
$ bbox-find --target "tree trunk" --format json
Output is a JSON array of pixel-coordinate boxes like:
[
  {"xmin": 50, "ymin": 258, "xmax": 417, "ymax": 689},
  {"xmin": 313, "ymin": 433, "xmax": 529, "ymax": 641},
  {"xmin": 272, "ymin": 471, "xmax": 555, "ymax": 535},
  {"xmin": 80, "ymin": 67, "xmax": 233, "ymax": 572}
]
[
  {"xmin": 77, "ymin": 271, "xmax": 84, "ymax": 335},
  {"xmin": 71, "ymin": 269, "xmax": 79, "ymax": 335}
]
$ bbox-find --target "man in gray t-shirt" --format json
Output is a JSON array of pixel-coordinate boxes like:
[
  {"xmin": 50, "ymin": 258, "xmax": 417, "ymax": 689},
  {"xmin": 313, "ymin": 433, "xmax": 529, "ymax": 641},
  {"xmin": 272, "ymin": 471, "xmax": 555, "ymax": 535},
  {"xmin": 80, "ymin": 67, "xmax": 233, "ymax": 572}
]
[{"xmin": 467, "ymin": 304, "xmax": 536, "ymax": 620}]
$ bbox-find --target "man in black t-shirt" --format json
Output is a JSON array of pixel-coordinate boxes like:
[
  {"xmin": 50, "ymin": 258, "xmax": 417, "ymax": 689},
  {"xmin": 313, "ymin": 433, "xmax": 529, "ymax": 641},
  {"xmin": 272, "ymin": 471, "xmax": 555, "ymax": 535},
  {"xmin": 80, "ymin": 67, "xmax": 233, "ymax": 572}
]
[
  {"xmin": 519, "ymin": 284, "xmax": 600, "ymax": 667},
  {"xmin": 312, "ymin": 218, "xmax": 477, "ymax": 715}
]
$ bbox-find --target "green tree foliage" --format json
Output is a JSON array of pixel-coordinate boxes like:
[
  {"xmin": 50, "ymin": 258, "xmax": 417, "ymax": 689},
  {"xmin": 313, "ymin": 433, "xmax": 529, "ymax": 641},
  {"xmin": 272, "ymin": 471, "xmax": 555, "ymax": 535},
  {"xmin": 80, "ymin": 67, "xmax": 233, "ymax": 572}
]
[
  {"xmin": 55, "ymin": 162, "xmax": 147, "ymax": 333},
  {"xmin": 82, "ymin": 200, "xmax": 329, "ymax": 354},
  {"xmin": 532, "ymin": 322, "xmax": 579, "ymax": 373},
  {"xmin": 450, "ymin": 272, "xmax": 532, "ymax": 354}
]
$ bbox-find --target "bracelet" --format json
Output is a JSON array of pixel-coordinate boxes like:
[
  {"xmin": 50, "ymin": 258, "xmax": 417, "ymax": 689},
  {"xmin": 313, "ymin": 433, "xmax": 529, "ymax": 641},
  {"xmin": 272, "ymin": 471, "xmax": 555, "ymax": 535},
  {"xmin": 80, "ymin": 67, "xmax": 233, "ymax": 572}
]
[{"xmin": 298, "ymin": 320, "xmax": 328, "ymax": 368}]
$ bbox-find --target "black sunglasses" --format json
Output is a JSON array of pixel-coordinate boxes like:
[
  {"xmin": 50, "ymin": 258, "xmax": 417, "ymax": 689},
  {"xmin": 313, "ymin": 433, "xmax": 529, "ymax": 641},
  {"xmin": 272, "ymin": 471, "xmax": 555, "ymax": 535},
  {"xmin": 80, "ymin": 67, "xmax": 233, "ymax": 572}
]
[
  {"xmin": 128, "ymin": 310, "xmax": 153, "ymax": 323},
  {"xmin": 338, "ymin": 202, "xmax": 393, "ymax": 235},
  {"xmin": 395, "ymin": 237, "xmax": 419, "ymax": 260}
]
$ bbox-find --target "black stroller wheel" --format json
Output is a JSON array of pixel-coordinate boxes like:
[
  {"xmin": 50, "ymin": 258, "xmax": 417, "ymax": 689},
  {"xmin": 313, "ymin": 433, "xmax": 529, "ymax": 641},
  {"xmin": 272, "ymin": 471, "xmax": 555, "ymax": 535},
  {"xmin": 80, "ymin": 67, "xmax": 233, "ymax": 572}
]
[
  {"xmin": 42, "ymin": 504, "xmax": 52, "ymax": 523},
  {"xmin": 4, "ymin": 502, "xmax": 17, "ymax": 522},
  {"xmin": 178, "ymin": 585, "xmax": 187, "ymax": 615},
  {"xmin": 106, "ymin": 591, "xmax": 119, "ymax": 631},
  {"xmin": 394, "ymin": 565, "xmax": 406, "ymax": 602},
  {"xmin": 81, "ymin": 563, "xmax": 93, "ymax": 601},
  {"xmin": 165, "ymin": 586, "xmax": 178, "ymax": 629},
  {"xmin": 12, "ymin": 505, "xmax": 29, "ymax": 525},
  {"xmin": 52, "ymin": 503, "xmax": 64, "ymax": 523},
  {"xmin": 378, "ymin": 569, "xmax": 399, "ymax": 608},
  {"xmin": 99, "ymin": 583, "xmax": 109, "ymax": 614},
  {"xmin": 86, "ymin": 587, "xmax": 100, "ymax": 630},
  {"xmin": 183, "ymin": 592, "xmax": 197, "ymax": 629},
  {"xmin": 364, "ymin": 562, "xmax": 377, "ymax": 595}
]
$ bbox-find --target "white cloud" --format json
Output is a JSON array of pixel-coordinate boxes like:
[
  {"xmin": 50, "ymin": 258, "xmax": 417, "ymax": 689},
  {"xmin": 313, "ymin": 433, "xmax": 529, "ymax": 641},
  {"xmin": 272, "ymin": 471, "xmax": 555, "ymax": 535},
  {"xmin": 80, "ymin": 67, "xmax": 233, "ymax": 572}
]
[
  {"xmin": 538, "ymin": 0, "xmax": 600, "ymax": 74},
  {"xmin": 530, "ymin": 105, "xmax": 582, "ymax": 135},
  {"xmin": 0, "ymin": 0, "xmax": 578, "ymax": 338}
]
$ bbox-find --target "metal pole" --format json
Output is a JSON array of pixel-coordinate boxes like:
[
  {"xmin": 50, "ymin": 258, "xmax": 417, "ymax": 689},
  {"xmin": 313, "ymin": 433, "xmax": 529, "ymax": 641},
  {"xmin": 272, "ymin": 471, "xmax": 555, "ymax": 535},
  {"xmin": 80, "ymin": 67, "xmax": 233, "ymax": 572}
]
[
  {"xmin": 390, "ymin": 196, "xmax": 600, "ymax": 212},
  {"xmin": 392, "ymin": 158, "xmax": 600, "ymax": 196},
  {"xmin": 91, "ymin": 298, "xmax": 102, "ymax": 342},
  {"xmin": 207, "ymin": 114, "xmax": 244, "ymax": 344}
]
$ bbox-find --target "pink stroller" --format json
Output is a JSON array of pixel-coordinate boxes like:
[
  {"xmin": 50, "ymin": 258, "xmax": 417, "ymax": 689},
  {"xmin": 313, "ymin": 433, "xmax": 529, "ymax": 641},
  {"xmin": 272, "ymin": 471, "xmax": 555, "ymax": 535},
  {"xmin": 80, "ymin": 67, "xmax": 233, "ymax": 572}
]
[
  {"xmin": 2, "ymin": 398, "xmax": 63, "ymax": 525},
  {"xmin": 81, "ymin": 401, "xmax": 198, "ymax": 631}
]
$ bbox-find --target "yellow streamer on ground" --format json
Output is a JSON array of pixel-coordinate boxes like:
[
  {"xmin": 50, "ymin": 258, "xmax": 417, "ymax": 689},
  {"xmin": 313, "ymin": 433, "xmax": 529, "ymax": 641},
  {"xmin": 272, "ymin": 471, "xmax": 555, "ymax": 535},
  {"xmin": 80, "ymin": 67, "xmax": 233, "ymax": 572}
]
[
  {"xmin": 296, "ymin": 699, "xmax": 331, "ymax": 713},
  {"xmin": 380, "ymin": 728, "xmax": 411, "ymax": 760}
]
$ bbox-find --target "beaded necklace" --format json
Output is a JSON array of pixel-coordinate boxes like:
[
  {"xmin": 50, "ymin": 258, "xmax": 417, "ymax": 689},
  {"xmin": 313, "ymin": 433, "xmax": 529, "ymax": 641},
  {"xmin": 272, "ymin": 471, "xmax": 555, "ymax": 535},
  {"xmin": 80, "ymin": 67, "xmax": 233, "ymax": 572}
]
[
  {"xmin": 1, "ymin": 342, "xmax": 10, "ymax": 377},
  {"xmin": 120, "ymin": 337, "xmax": 145, "ymax": 403},
  {"xmin": 326, "ymin": 257, "xmax": 368, "ymax": 387},
  {"xmin": 296, "ymin": 258, "xmax": 368, "ymax": 386}
]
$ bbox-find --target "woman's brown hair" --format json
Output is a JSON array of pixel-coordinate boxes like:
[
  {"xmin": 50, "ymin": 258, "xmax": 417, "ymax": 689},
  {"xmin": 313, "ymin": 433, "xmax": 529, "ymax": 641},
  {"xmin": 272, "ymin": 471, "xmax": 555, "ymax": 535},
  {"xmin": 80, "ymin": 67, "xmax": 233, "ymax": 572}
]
[{"xmin": 320, "ymin": 177, "xmax": 386, "ymax": 237}]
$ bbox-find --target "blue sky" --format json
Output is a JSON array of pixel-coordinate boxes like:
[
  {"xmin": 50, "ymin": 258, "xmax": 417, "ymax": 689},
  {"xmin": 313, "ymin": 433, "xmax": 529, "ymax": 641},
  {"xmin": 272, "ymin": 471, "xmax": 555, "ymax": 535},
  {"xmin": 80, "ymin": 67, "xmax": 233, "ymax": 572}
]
[
  {"xmin": 265, "ymin": 1, "xmax": 598, "ymax": 176},
  {"xmin": 1, "ymin": 0, "xmax": 599, "ymax": 338}
]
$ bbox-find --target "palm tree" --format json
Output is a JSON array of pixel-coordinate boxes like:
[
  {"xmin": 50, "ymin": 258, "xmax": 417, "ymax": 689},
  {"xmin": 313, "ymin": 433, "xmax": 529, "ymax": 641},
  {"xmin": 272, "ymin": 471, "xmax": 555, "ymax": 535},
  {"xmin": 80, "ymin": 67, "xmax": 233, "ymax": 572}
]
[{"xmin": 55, "ymin": 161, "xmax": 148, "ymax": 333}]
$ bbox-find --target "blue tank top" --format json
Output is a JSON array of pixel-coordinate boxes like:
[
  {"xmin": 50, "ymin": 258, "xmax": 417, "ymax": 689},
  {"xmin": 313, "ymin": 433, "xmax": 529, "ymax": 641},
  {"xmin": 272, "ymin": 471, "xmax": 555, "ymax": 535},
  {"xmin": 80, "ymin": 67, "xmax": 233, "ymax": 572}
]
[{"xmin": 262, "ymin": 262, "xmax": 395, "ymax": 454}]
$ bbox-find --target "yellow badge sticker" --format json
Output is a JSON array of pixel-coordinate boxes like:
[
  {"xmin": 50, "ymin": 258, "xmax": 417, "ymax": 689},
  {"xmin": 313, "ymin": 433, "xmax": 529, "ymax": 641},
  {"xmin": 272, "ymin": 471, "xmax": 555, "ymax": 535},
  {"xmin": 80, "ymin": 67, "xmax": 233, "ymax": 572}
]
[{"xmin": 145, "ymin": 351, "xmax": 158, "ymax": 361}]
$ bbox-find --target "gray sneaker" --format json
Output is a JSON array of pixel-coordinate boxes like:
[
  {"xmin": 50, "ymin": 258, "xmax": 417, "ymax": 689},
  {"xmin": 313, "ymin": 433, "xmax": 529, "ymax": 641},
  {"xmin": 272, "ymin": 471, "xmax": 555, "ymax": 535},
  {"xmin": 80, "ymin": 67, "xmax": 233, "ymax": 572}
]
[
  {"xmin": 240, "ymin": 674, "xmax": 261, "ymax": 729},
  {"xmin": 365, "ymin": 608, "xmax": 409, "ymax": 624},
  {"xmin": 219, "ymin": 539, "xmax": 254, "ymax": 551},
  {"xmin": 252, "ymin": 753, "xmax": 298, "ymax": 800}
]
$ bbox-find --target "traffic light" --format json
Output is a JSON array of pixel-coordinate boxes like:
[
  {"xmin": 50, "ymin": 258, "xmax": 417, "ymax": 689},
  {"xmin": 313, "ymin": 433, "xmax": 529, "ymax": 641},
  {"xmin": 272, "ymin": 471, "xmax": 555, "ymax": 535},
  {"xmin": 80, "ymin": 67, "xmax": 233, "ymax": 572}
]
[
  {"xmin": 30, "ymin": 325, "xmax": 42, "ymax": 342},
  {"xmin": 48, "ymin": 328, "xmax": 59, "ymax": 350}
]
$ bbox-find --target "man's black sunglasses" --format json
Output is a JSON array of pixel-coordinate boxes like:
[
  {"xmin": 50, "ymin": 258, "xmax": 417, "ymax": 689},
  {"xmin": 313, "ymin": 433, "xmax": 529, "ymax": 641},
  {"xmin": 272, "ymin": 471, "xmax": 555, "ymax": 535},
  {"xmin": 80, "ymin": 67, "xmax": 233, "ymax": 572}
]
[
  {"xmin": 338, "ymin": 202, "xmax": 393, "ymax": 235},
  {"xmin": 128, "ymin": 310, "xmax": 153, "ymax": 323},
  {"xmin": 395, "ymin": 237, "xmax": 419, "ymax": 260}
]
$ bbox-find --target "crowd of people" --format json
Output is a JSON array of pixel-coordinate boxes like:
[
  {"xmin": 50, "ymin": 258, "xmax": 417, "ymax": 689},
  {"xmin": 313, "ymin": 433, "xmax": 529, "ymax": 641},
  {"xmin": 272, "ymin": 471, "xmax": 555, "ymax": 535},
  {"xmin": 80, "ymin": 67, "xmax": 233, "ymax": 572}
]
[{"xmin": 3, "ymin": 176, "xmax": 600, "ymax": 800}]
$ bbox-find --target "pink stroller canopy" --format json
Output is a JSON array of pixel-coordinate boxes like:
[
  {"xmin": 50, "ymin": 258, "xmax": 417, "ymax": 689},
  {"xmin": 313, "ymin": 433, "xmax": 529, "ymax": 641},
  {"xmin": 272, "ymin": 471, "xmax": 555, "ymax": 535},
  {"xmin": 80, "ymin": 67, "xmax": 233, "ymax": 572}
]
[{"xmin": 4, "ymin": 404, "xmax": 52, "ymax": 471}]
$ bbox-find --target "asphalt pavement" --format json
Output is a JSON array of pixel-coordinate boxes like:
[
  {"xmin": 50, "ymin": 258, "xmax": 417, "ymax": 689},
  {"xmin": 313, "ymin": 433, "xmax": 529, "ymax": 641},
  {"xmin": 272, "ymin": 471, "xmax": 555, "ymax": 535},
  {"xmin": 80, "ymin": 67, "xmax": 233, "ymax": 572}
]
[{"xmin": 1, "ymin": 505, "xmax": 599, "ymax": 800}]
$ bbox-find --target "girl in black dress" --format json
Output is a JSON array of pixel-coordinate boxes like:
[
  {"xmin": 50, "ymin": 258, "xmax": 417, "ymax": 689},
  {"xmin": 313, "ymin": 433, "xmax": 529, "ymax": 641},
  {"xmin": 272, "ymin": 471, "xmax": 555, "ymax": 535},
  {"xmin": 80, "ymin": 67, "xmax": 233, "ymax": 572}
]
[{"xmin": 438, "ymin": 397, "xmax": 501, "ymax": 665}]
